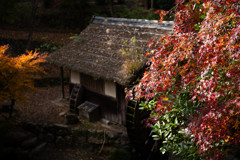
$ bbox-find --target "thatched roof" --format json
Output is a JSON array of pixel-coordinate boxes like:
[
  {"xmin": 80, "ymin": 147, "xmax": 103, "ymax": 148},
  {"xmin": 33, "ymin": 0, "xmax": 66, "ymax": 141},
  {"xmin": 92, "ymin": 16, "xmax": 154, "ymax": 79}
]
[{"xmin": 47, "ymin": 16, "xmax": 173, "ymax": 85}]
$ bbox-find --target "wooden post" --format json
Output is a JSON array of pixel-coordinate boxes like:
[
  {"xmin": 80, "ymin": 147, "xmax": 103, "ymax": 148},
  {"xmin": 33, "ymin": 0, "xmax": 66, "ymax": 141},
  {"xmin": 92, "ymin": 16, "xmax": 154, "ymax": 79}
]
[
  {"xmin": 60, "ymin": 67, "xmax": 65, "ymax": 99},
  {"xmin": 9, "ymin": 99, "xmax": 15, "ymax": 118},
  {"xmin": 26, "ymin": 0, "xmax": 38, "ymax": 51},
  {"xmin": 108, "ymin": 0, "xmax": 114, "ymax": 17}
]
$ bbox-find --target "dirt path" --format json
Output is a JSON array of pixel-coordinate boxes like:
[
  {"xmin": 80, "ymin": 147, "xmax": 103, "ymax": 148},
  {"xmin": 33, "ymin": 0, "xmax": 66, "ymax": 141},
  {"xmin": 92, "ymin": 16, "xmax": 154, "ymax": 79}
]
[{"xmin": 16, "ymin": 86, "xmax": 69, "ymax": 124}]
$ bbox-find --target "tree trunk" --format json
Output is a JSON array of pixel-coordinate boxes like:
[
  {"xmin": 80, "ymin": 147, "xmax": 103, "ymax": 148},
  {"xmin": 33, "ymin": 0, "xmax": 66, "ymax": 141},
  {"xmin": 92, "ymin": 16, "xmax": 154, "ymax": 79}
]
[
  {"xmin": 150, "ymin": 0, "xmax": 153, "ymax": 10},
  {"xmin": 26, "ymin": 0, "xmax": 38, "ymax": 51},
  {"xmin": 108, "ymin": 0, "xmax": 114, "ymax": 17},
  {"xmin": 143, "ymin": 0, "xmax": 148, "ymax": 10}
]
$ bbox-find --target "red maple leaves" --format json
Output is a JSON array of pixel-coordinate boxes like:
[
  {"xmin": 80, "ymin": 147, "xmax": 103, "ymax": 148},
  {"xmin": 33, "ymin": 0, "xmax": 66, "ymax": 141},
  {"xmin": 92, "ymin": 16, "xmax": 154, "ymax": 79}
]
[{"xmin": 131, "ymin": 0, "xmax": 240, "ymax": 158}]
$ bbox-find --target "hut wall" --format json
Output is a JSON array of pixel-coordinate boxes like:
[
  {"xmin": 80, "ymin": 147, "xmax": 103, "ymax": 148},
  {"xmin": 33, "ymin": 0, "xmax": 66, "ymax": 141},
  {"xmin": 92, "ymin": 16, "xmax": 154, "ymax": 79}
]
[
  {"xmin": 116, "ymin": 84, "xmax": 126, "ymax": 125},
  {"xmin": 80, "ymin": 73, "xmax": 104, "ymax": 94},
  {"xmin": 104, "ymin": 80, "xmax": 116, "ymax": 98},
  {"xmin": 69, "ymin": 73, "xmax": 126, "ymax": 125},
  {"xmin": 70, "ymin": 70, "xmax": 80, "ymax": 84}
]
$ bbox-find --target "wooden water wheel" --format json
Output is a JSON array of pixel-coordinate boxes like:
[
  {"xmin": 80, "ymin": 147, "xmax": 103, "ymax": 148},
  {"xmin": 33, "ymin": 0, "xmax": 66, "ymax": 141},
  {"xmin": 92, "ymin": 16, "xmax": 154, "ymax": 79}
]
[{"xmin": 126, "ymin": 100, "xmax": 168, "ymax": 160}]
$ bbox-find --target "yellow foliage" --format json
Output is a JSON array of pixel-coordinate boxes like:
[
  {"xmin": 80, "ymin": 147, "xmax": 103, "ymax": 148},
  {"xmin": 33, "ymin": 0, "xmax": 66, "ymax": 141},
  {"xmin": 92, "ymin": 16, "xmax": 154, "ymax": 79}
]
[
  {"xmin": 0, "ymin": 45, "xmax": 8, "ymax": 54},
  {"xmin": 162, "ymin": 97, "xmax": 169, "ymax": 101},
  {"xmin": 0, "ymin": 45, "xmax": 47, "ymax": 104}
]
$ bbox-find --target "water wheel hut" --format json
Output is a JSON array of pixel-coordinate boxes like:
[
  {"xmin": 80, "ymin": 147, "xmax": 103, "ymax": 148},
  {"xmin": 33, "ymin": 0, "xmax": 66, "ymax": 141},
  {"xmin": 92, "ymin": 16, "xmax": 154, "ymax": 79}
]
[{"xmin": 47, "ymin": 16, "xmax": 173, "ymax": 125}]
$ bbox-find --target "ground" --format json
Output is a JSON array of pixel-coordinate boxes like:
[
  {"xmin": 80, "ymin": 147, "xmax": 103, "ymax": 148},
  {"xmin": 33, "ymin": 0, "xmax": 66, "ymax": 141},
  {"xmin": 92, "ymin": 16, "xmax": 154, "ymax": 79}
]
[
  {"xmin": 2, "ymin": 63, "xmax": 110, "ymax": 160},
  {"xmin": 16, "ymin": 86, "xmax": 68, "ymax": 124},
  {"xmin": 14, "ymin": 62, "xmax": 69, "ymax": 124},
  {"xmin": 0, "ymin": 29, "xmax": 124, "ymax": 160}
]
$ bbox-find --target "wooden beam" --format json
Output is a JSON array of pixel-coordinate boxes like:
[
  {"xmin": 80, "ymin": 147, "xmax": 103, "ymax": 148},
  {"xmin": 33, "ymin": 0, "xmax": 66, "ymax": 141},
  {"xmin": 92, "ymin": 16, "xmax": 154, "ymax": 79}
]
[{"xmin": 60, "ymin": 67, "xmax": 65, "ymax": 99}]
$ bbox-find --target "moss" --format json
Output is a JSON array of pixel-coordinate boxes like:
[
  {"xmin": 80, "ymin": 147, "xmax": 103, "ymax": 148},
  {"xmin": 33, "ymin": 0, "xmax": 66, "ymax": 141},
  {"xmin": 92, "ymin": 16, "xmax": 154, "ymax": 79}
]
[{"xmin": 109, "ymin": 148, "xmax": 131, "ymax": 160}]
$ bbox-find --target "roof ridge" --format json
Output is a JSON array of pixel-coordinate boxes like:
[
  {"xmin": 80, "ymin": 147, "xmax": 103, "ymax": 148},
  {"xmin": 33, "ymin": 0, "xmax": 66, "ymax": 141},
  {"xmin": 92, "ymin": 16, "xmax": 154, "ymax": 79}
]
[{"xmin": 92, "ymin": 16, "xmax": 174, "ymax": 30}]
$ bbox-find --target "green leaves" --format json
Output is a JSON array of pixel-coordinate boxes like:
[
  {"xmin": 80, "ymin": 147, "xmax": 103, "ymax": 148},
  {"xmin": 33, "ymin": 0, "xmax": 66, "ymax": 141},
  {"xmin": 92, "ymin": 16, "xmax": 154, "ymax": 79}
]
[
  {"xmin": 140, "ymin": 97, "xmax": 199, "ymax": 159},
  {"xmin": 139, "ymin": 99, "xmax": 157, "ymax": 111},
  {"xmin": 36, "ymin": 43, "xmax": 61, "ymax": 52}
]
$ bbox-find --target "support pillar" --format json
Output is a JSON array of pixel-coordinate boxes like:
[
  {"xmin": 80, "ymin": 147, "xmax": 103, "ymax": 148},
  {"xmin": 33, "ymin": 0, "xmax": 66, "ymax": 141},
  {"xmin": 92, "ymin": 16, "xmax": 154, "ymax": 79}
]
[{"xmin": 60, "ymin": 67, "xmax": 65, "ymax": 99}]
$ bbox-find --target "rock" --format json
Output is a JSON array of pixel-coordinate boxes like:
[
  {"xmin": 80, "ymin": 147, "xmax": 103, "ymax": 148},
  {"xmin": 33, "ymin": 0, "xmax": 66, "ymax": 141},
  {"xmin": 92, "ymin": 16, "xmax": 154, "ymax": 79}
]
[
  {"xmin": 88, "ymin": 129, "xmax": 103, "ymax": 135},
  {"xmin": 21, "ymin": 137, "xmax": 38, "ymax": 149},
  {"xmin": 48, "ymin": 124, "xmax": 56, "ymax": 134},
  {"xmin": 64, "ymin": 136, "xmax": 72, "ymax": 146},
  {"xmin": 75, "ymin": 136, "xmax": 86, "ymax": 144},
  {"xmin": 41, "ymin": 123, "xmax": 49, "ymax": 133},
  {"xmin": 0, "ymin": 147, "xmax": 15, "ymax": 158},
  {"xmin": 56, "ymin": 136, "xmax": 65, "ymax": 147},
  {"xmin": 83, "ymin": 144, "xmax": 95, "ymax": 152},
  {"xmin": 101, "ymin": 118, "xmax": 111, "ymax": 125},
  {"xmin": 42, "ymin": 123, "xmax": 73, "ymax": 136},
  {"xmin": 38, "ymin": 125, "xmax": 45, "ymax": 133},
  {"xmin": 57, "ymin": 129, "xmax": 68, "ymax": 136},
  {"xmin": 43, "ymin": 123, "xmax": 48, "ymax": 128},
  {"xmin": 59, "ymin": 111, "xmax": 67, "ymax": 117},
  {"xmin": 106, "ymin": 130, "xmax": 117, "ymax": 139},
  {"xmin": 15, "ymin": 147, "xmax": 29, "ymax": 159},
  {"xmin": 88, "ymin": 137, "xmax": 103, "ymax": 144},
  {"xmin": 114, "ymin": 139, "xmax": 121, "ymax": 144},
  {"xmin": 101, "ymin": 124, "xmax": 123, "ymax": 135},
  {"xmin": 29, "ymin": 142, "xmax": 47, "ymax": 158},
  {"xmin": 38, "ymin": 133, "xmax": 44, "ymax": 141},
  {"xmin": 7, "ymin": 130, "xmax": 30, "ymax": 146},
  {"xmin": 32, "ymin": 123, "xmax": 44, "ymax": 134},
  {"xmin": 96, "ymin": 130, "xmax": 104, "ymax": 134},
  {"xmin": 66, "ymin": 114, "xmax": 79, "ymax": 124},
  {"xmin": 22, "ymin": 122, "xmax": 37, "ymax": 132},
  {"xmin": 53, "ymin": 124, "xmax": 69, "ymax": 130},
  {"xmin": 88, "ymin": 129, "xmax": 95, "ymax": 133},
  {"xmin": 120, "ymin": 137, "xmax": 129, "ymax": 145},
  {"xmin": 46, "ymin": 133, "xmax": 55, "ymax": 143}
]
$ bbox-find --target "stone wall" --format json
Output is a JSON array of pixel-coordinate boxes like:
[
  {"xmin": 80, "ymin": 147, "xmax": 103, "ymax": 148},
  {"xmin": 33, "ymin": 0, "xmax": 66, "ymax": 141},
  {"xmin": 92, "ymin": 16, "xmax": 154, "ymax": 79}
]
[
  {"xmin": 20, "ymin": 122, "xmax": 129, "ymax": 148},
  {"xmin": 0, "ymin": 120, "xmax": 129, "ymax": 160}
]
